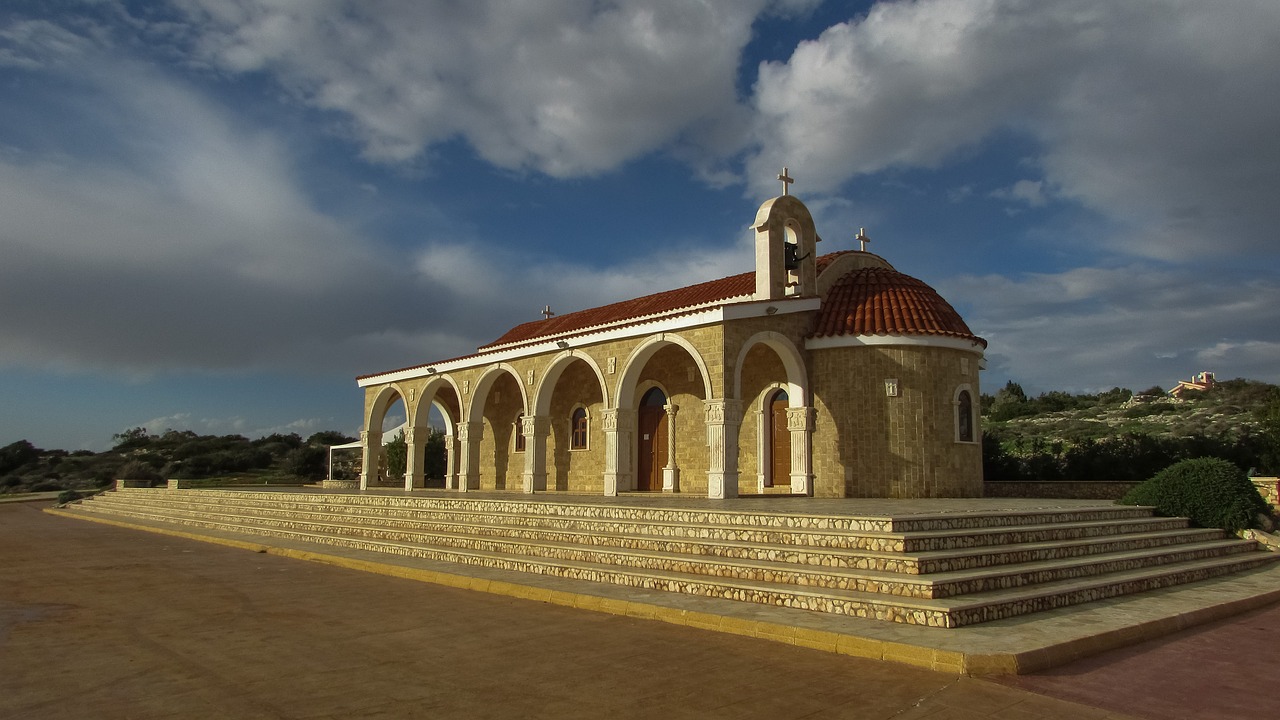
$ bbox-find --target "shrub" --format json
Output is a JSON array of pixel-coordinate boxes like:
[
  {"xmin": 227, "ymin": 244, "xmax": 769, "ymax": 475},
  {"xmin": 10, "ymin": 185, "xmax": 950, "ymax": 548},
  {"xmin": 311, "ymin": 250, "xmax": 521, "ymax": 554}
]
[
  {"xmin": 1119, "ymin": 457, "xmax": 1270, "ymax": 531},
  {"xmin": 117, "ymin": 460, "xmax": 162, "ymax": 483},
  {"xmin": 57, "ymin": 490, "xmax": 83, "ymax": 505}
]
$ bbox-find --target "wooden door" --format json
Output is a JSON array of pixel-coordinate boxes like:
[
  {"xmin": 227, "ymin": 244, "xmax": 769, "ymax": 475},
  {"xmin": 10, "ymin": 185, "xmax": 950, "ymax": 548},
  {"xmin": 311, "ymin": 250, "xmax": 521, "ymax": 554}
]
[
  {"xmin": 769, "ymin": 391, "xmax": 790, "ymax": 487},
  {"xmin": 637, "ymin": 405, "xmax": 668, "ymax": 491}
]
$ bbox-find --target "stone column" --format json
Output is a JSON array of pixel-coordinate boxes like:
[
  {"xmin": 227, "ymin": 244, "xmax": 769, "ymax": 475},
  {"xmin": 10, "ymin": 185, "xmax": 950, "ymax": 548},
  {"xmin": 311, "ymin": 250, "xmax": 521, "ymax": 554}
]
[
  {"xmin": 602, "ymin": 408, "xmax": 636, "ymax": 496},
  {"xmin": 359, "ymin": 429, "xmax": 380, "ymax": 490},
  {"xmin": 704, "ymin": 399, "xmax": 742, "ymax": 499},
  {"xmin": 786, "ymin": 406, "xmax": 815, "ymax": 496},
  {"xmin": 403, "ymin": 427, "xmax": 425, "ymax": 491},
  {"xmin": 456, "ymin": 421, "xmax": 482, "ymax": 491},
  {"xmin": 662, "ymin": 404, "xmax": 680, "ymax": 493},
  {"xmin": 521, "ymin": 415, "xmax": 549, "ymax": 493},
  {"xmin": 444, "ymin": 433, "xmax": 457, "ymax": 490}
]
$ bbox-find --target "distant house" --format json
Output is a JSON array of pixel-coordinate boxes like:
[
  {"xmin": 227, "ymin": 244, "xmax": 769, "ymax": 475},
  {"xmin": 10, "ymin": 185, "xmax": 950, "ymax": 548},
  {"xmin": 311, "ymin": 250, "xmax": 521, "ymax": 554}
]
[{"xmin": 1169, "ymin": 371, "xmax": 1216, "ymax": 399}]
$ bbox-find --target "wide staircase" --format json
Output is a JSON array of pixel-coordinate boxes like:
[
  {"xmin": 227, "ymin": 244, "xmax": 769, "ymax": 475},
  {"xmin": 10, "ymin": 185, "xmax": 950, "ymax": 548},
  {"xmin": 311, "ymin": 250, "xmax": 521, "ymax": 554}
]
[{"xmin": 62, "ymin": 488, "xmax": 1279, "ymax": 628}]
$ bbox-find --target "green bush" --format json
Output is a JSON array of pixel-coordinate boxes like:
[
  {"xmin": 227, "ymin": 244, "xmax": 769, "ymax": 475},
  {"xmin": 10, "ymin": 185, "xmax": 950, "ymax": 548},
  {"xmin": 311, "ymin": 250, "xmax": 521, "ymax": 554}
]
[
  {"xmin": 57, "ymin": 490, "xmax": 83, "ymax": 505},
  {"xmin": 1118, "ymin": 457, "xmax": 1270, "ymax": 531}
]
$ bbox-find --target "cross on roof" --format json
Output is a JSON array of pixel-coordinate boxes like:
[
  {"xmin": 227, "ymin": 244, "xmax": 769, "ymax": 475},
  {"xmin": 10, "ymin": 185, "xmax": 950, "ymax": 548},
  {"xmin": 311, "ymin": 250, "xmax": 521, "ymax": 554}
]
[
  {"xmin": 856, "ymin": 227, "xmax": 871, "ymax": 252},
  {"xmin": 542, "ymin": 305, "xmax": 555, "ymax": 319},
  {"xmin": 777, "ymin": 167, "xmax": 794, "ymax": 196}
]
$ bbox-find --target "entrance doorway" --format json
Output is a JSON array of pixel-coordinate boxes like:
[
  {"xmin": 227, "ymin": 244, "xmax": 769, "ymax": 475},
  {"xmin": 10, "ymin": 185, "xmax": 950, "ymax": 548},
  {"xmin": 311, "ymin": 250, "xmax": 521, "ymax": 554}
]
[
  {"xmin": 768, "ymin": 389, "xmax": 790, "ymax": 487},
  {"xmin": 636, "ymin": 388, "xmax": 668, "ymax": 491}
]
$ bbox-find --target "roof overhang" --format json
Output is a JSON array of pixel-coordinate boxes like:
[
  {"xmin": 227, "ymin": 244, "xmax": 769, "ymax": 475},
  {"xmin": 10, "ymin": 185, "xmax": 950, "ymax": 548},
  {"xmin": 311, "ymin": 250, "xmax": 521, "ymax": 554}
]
[{"xmin": 358, "ymin": 295, "xmax": 822, "ymax": 387}]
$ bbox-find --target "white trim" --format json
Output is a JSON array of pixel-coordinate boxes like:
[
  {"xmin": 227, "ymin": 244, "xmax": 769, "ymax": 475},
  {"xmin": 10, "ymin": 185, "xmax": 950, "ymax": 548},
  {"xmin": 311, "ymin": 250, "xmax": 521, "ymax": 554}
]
[
  {"xmin": 806, "ymin": 334, "xmax": 986, "ymax": 355},
  {"xmin": 358, "ymin": 296, "xmax": 820, "ymax": 387}
]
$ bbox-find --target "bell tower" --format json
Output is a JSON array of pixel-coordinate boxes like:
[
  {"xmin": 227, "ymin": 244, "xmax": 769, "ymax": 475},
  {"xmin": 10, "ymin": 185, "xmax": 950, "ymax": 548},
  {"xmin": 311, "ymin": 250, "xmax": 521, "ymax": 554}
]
[{"xmin": 753, "ymin": 168, "xmax": 818, "ymax": 301}]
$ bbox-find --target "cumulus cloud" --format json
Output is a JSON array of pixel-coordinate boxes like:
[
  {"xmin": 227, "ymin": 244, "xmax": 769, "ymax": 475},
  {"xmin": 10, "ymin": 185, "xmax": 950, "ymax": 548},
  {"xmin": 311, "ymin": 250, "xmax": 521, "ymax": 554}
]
[
  {"xmin": 941, "ymin": 266, "xmax": 1280, "ymax": 392},
  {"xmin": 748, "ymin": 0, "xmax": 1280, "ymax": 261},
  {"xmin": 0, "ymin": 7, "xmax": 763, "ymax": 381},
  {"xmin": 161, "ymin": 0, "xmax": 788, "ymax": 177}
]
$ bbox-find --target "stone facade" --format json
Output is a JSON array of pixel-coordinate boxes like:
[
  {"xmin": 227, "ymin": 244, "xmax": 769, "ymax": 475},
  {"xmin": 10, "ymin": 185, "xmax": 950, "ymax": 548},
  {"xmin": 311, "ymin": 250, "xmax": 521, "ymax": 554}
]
[{"xmin": 356, "ymin": 192, "xmax": 986, "ymax": 499}]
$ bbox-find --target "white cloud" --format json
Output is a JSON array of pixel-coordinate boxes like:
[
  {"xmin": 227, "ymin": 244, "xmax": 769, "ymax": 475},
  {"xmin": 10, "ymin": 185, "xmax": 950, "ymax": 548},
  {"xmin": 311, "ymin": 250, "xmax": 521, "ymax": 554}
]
[
  {"xmin": 163, "ymin": 0, "xmax": 788, "ymax": 177},
  {"xmin": 748, "ymin": 0, "xmax": 1280, "ymax": 261},
  {"xmin": 941, "ymin": 265, "xmax": 1280, "ymax": 392},
  {"xmin": 990, "ymin": 179, "xmax": 1046, "ymax": 208}
]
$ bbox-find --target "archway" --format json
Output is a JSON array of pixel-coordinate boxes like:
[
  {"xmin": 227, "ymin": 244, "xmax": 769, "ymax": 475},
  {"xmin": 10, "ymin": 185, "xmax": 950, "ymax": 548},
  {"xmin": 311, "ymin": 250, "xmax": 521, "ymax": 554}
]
[
  {"xmin": 636, "ymin": 387, "xmax": 668, "ymax": 492},
  {"xmin": 468, "ymin": 365, "xmax": 528, "ymax": 491},
  {"xmin": 766, "ymin": 388, "xmax": 790, "ymax": 487}
]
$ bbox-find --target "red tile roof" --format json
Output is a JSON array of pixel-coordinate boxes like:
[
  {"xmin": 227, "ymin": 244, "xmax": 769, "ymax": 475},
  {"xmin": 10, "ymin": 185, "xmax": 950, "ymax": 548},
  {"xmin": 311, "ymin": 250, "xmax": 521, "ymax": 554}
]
[
  {"xmin": 358, "ymin": 252, "xmax": 981, "ymax": 382},
  {"xmin": 812, "ymin": 266, "xmax": 985, "ymax": 345},
  {"xmin": 480, "ymin": 252, "xmax": 853, "ymax": 349}
]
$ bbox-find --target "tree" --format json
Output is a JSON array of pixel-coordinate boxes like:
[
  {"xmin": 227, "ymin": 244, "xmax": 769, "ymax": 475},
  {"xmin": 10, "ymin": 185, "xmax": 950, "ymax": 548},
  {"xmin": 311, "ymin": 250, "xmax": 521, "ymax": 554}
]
[
  {"xmin": 385, "ymin": 435, "xmax": 407, "ymax": 481},
  {"xmin": 283, "ymin": 445, "xmax": 328, "ymax": 480},
  {"xmin": 424, "ymin": 428, "xmax": 447, "ymax": 480},
  {"xmin": 989, "ymin": 381, "xmax": 1031, "ymax": 421},
  {"xmin": 0, "ymin": 440, "xmax": 41, "ymax": 475},
  {"xmin": 307, "ymin": 430, "xmax": 356, "ymax": 447},
  {"xmin": 112, "ymin": 427, "xmax": 151, "ymax": 450}
]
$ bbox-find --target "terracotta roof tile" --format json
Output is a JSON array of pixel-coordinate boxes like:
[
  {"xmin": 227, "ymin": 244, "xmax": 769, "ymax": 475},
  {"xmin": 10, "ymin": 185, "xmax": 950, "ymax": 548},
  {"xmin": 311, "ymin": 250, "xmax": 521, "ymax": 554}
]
[
  {"xmin": 480, "ymin": 252, "xmax": 853, "ymax": 349},
  {"xmin": 812, "ymin": 266, "xmax": 985, "ymax": 345}
]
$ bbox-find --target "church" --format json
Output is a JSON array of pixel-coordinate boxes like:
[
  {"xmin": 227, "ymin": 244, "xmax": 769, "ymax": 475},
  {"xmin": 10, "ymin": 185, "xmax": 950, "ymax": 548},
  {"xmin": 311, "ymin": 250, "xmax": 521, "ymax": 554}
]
[{"xmin": 355, "ymin": 173, "xmax": 987, "ymax": 499}]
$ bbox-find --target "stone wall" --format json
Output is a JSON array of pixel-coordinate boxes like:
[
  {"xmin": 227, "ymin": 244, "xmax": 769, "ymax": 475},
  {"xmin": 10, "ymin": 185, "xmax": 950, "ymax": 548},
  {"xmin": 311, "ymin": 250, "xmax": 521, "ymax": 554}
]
[
  {"xmin": 1252, "ymin": 477, "xmax": 1280, "ymax": 510},
  {"xmin": 810, "ymin": 345, "xmax": 982, "ymax": 498}
]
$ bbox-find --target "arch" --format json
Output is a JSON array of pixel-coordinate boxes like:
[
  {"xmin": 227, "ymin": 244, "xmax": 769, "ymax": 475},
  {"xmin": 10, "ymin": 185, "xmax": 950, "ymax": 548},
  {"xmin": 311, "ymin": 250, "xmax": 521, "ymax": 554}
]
[
  {"xmin": 532, "ymin": 350, "xmax": 610, "ymax": 416},
  {"xmin": 409, "ymin": 375, "xmax": 464, "ymax": 429},
  {"xmin": 732, "ymin": 331, "xmax": 809, "ymax": 408},
  {"xmin": 615, "ymin": 333, "xmax": 713, "ymax": 410},
  {"xmin": 365, "ymin": 383, "xmax": 410, "ymax": 433},
  {"xmin": 430, "ymin": 399, "xmax": 457, "ymax": 435},
  {"xmin": 466, "ymin": 363, "xmax": 530, "ymax": 424}
]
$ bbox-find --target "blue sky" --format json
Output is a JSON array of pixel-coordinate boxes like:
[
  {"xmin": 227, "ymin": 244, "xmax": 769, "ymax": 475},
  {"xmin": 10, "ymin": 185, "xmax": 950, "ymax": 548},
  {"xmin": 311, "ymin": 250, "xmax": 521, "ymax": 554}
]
[{"xmin": 3, "ymin": 0, "xmax": 1279, "ymax": 451}]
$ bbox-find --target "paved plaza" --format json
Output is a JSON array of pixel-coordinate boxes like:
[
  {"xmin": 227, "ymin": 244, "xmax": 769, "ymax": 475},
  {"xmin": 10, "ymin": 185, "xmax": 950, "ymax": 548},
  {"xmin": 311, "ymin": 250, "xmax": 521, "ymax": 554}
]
[{"xmin": 4, "ymin": 499, "xmax": 1276, "ymax": 719}]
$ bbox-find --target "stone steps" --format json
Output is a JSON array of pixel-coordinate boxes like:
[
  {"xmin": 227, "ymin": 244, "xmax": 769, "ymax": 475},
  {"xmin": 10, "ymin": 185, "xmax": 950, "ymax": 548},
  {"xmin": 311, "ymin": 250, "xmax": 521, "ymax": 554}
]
[
  {"xmin": 63, "ymin": 488, "xmax": 1280, "ymax": 628},
  {"xmin": 80, "ymin": 496, "xmax": 1256, "ymax": 599},
  {"xmin": 90, "ymin": 492, "xmax": 1193, "ymax": 554},
  {"xmin": 90, "ymin": 493, "xmax": 1223, "ymax": 575}
]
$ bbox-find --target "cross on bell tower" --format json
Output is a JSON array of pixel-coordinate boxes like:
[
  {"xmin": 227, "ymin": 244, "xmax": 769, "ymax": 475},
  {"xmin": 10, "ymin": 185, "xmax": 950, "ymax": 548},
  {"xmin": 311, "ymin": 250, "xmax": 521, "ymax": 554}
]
[{"xmin": 777, "ymin": 167, "xmax": 794, "ymax": 196}]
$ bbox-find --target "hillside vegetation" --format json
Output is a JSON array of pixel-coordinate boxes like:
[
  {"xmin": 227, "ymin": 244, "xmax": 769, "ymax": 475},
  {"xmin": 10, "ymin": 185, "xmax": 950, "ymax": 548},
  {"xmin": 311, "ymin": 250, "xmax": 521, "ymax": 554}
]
[
  {"xmin": 0, "ymin": 428, "xmax": 356, "ymax": 496},
  {"xmin": 983, "ymin": 378, "xmax": 1280, "ymax": 482}
]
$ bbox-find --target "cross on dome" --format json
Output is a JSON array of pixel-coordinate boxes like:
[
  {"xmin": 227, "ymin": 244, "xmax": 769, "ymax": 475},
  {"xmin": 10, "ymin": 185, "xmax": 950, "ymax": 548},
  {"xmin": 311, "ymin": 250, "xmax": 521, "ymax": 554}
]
[
  {"xmin": 855, "ymin": 227, "xmax": 871, "ymax": 252},
  {"xmin": 777, "ymin": 167, "xmax": 794, "ymax": 196}
]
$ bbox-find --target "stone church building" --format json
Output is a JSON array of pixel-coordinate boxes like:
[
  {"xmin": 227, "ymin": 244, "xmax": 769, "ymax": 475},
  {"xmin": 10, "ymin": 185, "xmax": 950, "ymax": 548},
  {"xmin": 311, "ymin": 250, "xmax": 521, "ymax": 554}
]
[{"xmin": 355, "ymin": 182, "xmax": 987, "ymax": 499}]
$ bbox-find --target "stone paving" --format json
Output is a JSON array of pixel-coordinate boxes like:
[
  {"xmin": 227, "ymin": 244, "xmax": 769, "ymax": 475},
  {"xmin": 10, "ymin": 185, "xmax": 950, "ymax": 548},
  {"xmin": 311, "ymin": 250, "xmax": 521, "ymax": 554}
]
[{"xmin": 2, "ymin": 502, "xmax": 1137, "ymax": 719}]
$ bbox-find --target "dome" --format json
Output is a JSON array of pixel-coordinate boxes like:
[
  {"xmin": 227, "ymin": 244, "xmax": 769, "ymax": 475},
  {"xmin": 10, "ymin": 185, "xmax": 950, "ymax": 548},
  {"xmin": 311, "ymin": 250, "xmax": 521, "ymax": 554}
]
[{"xmin": 812, "ymin": 266, "xmax": 985, "ymax": 345}]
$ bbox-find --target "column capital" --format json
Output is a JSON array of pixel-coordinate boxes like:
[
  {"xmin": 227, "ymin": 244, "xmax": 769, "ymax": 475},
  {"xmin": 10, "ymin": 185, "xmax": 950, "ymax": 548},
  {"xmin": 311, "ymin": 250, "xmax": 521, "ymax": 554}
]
[
  {"xmin": 704, "ymin": 399, "xmax": 742, "ymax": 426},
  {"xmin": 456, "ymin": 420, "xmax": 482, "ymax": 442},
  {"xmin": 602, "ymin": 407, "xmax": 636, "ymax": 433},
  {"xmin": 785, "ymin": 406, "xmax": 815, "ymax": 432}
]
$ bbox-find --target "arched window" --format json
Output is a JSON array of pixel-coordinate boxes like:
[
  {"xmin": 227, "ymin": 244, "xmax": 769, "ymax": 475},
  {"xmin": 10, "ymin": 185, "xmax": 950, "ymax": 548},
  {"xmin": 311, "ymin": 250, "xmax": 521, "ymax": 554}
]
[
  {"xmin": 571, "ymin": 407, "xmax": 589, "ymax": 450},
  {"xmin": 957, "ymin": 390, "xmax": 974, "ymax": 443},
  {"xmin": 514, "ymin": 413, "xmax": 526, "ymax": 452}
]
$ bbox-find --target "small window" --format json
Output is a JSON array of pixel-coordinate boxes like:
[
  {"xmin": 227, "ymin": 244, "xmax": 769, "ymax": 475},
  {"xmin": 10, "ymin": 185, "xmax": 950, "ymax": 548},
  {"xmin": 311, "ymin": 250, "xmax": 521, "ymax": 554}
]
[
  {"xmin": 514, "ymin": 413, "xmax": 526, "ymax": 452},
  {"xmin": 571, "ymin": 407, "xmax": 588, "ymax": 450},
  {"xmin": 957, "ymin": 391, "xmax": 974, "ymax": 443}
]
